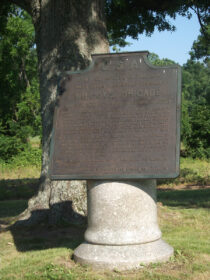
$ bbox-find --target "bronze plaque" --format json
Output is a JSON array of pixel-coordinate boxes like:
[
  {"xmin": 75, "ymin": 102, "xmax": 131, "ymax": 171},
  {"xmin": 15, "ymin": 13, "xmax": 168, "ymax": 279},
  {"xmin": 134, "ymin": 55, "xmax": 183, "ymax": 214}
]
[{"xmin": 50, "ymin": 51, "xmax": 181, "ymax": 179}]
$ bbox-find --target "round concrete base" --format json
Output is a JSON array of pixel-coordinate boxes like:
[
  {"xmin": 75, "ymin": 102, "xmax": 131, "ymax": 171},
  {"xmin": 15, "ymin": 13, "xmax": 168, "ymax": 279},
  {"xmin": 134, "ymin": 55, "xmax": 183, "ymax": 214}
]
[{"xmin": 74, "ymin": 239, "xmax": 173, "ymax": 271}]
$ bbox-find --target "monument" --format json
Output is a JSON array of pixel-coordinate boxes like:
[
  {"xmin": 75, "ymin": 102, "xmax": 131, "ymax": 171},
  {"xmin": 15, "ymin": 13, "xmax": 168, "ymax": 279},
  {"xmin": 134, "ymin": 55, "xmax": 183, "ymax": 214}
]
[{"xmin": 50, "ymin": 51, "xmax": 181, "ymax": 270}]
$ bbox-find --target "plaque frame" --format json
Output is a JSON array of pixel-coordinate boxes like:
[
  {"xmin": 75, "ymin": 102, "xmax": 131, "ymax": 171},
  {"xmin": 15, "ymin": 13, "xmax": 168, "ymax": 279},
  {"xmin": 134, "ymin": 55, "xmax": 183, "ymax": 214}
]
[{"xmin": 49, "ymin": 51, "xmax": 181, "ymax": 180}]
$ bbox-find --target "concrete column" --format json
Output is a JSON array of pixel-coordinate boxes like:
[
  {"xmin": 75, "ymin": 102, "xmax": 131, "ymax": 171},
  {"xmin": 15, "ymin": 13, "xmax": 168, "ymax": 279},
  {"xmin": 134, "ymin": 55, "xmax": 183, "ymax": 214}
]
[{"xmin": 74, "ymin": 180, "xmax": 173, "ymax": 270}]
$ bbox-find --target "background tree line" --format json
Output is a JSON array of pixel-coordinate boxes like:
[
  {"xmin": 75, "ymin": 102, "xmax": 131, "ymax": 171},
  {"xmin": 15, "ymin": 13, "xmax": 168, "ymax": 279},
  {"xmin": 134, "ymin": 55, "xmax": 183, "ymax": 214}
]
[
  {"xmin": 0, "ymin": 7, "xmax": 41, "ymax": 163},
  {"xmin": 0, "ymin": 5, "xmax": 209, "ymax": 162}
]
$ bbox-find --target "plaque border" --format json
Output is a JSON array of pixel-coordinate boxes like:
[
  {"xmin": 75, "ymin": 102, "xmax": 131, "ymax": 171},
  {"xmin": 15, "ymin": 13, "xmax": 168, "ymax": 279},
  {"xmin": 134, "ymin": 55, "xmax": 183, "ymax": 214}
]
[{"xmin": 49, "ymin": 51, "xmax": 181, "ymax": 180}]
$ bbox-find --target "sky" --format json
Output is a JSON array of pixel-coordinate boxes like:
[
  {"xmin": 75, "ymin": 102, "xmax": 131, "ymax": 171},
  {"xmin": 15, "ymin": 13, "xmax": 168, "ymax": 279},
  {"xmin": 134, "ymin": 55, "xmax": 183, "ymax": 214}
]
[{"xmin": 111, "ymin": 12, "xmax": 200, "ymax": 66}]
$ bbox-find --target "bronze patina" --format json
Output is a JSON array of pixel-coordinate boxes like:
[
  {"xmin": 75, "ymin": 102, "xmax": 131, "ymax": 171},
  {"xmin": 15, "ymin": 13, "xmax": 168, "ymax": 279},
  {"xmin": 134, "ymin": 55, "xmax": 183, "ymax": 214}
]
[{"xmin": 50, "ymin": 51, "xmax": 181, "ymax": 179}]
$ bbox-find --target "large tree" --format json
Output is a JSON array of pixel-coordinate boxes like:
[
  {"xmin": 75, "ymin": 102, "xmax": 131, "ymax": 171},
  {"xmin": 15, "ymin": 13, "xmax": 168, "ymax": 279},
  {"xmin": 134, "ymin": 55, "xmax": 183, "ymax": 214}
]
[{"xmin": 1, "ymin": 0, "xmax": 208, "ymax": 225}]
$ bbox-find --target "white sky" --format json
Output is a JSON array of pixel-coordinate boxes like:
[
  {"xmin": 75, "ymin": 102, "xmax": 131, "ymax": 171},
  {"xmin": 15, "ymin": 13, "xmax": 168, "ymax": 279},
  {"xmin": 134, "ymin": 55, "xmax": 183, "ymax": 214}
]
[{"xmin": 111, "ymin": 12, "xmax": 200, "ymax": 66}]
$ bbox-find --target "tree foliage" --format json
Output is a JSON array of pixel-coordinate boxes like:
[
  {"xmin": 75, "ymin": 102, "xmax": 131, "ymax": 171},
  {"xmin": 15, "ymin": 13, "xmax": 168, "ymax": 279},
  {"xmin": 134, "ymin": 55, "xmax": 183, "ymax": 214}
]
[
  {"xmin": 148, "ymin": 53, "xmax": 176, "ymax": 66},
  {"xmin": 190, "ymin": 25, "xmax": 210, "ymax": 63},
  {"xmin": 0, "ymin": 1, "xmax": 209, "ymax": 160},
  {"xmin": 149, "ymin": 52, "xmax": 210, "ymax": 159},
  {"xmin": 0, "ymin": 6, "xmax": 40, "ymax": 161},
  {"xmin": 189, "ymin": 0, "xmax": 210, "ymax": 62},
  {"xmin": 106, "ymin": 0, "xmax": 209, "ymax": 46},
  {"xmin": 182, "ymin": 3, "xmax": 210, "ymax": 158},
  {"xmin": 182, "ymin": 59, "xmax": 210, "ymax": 158}
]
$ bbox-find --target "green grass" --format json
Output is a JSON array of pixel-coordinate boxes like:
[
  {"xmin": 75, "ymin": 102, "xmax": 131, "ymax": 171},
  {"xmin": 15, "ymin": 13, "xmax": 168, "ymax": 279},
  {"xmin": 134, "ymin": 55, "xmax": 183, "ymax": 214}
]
[
  {"xmin": 0, "ymin": 156, "xmax": 209, "ymax": 279},
  {"xmin": 1, "ymin": 155, "xmax": 209, "ymax": 185},
  {"xmin": 0, "ymin": 198, "xmax": 209, "ymax": 279},
  {"xmin": 158, "ymin": 157, "xmax": 210, "ymax": 186},
  {"xmin": 157, "ymin": 188, "xmax": 210, "ymax": 208},
  {"xmin": 0, "ymin": 138, "xmax": 41, "ymax": 179},
  {"xmin": 28, "ymin": 136, "xmax": 41, "ymax": 148},
  {"xmin": 0, "ymin": 179, "xmax": 39, "ymax": 200},
  {"xmin": 0, "ymin": 200, "xmax": 27, "ymax": 219},
  {"xmin": 0, "ymin": 185, "xmax": 210, "ymax": 279}
]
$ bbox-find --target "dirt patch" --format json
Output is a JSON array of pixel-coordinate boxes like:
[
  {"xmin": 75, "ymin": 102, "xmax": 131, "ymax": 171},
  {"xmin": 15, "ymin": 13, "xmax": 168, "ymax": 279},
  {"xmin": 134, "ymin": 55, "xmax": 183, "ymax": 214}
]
[
  {"xmin": 197, "ymin": 253, "xmax": 210, "ymax": 264},
  {"xmin": 55, "ymin": 256, "xmax": 77, "ymax": 269},
  {"xmin": 192, "ymin": 272, "xmax": 210, "ymax": 280}
]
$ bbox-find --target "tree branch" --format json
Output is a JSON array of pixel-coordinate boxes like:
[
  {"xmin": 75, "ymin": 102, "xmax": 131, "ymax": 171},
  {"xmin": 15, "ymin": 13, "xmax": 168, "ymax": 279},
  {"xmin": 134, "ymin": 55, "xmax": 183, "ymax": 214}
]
[
  {"xmin": 21, "ymin": 58, "xmax": 31, "ymax": 88},
  {"xmin": 190, "ymin": 6, "xmax": 208, "ymax": 41}
]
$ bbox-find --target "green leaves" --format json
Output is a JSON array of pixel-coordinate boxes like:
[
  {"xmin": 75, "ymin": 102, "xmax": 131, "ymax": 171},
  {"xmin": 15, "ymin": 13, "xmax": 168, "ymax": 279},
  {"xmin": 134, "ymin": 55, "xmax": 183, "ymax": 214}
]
[
  {"xmin": 148, "ymin": 53, "xmax": 210, "ymax": 159},
  {"xmin": 148, "ymin": 53, "xmax": 177, "ymax": 66},
  {"xmin": 190, "ymin": 24, "xmax": 210, "ymax": 63},
  {"xmin": 106, "ymin": 0, "xmax": 204, "ymax": 46},
  {"xmin": 0, "ymin": 5, "xmax": 40, "ymax": 161},
  {"xmin": 0, "ymin": 2, "xmax": 209, "ymax": 162},
  {"xmin": 183, "ymin": 104, "xmax": 210, "ymax": 158},
  {"xmin": 182, "ymin": 58, "xmax": 210, "ymax": 158}
]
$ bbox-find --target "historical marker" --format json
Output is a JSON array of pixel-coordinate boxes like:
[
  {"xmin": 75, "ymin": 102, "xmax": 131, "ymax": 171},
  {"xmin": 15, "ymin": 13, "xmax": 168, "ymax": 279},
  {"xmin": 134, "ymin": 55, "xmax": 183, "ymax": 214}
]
[{"xmin": 50, "ymin": 51, "xmax": 181, "ymax": 179}]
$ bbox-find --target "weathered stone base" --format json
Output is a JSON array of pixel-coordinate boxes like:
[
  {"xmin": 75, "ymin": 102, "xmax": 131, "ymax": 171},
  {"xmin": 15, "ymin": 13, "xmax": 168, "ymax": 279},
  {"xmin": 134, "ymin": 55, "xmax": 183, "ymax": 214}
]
[{"xmin": 74, "ymin": 238, "xmax": 173, "ymax": 270}]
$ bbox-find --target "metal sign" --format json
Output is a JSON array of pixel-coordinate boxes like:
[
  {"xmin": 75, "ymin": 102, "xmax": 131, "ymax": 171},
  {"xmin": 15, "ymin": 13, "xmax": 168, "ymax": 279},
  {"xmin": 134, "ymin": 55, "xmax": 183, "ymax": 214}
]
[{"xmin": 50, "ymin": 51, "xmax": 181, "ymax": 180}]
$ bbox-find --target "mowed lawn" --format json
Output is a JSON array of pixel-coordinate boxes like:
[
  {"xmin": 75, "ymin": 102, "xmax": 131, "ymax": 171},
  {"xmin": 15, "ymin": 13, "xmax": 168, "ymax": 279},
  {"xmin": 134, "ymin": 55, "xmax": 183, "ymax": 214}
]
[{"xmin": 0, "ymin": 158, "xmax": 210, "ymax": 279}]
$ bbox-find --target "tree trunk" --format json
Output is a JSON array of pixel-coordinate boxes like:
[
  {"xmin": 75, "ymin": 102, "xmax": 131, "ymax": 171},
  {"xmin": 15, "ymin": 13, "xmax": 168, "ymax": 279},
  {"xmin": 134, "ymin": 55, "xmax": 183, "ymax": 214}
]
[{"xmin": 15, "ymin": 0, "xmax": 109, "ymax": 225}]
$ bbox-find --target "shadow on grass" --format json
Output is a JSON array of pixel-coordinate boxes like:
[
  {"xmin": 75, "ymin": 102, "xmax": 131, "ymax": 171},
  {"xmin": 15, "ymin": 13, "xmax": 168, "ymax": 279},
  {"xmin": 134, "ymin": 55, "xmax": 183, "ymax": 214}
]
[
  {"xmin": 0, "ymin": 179, "xmax": 86, "ymax": 253},
  {"xmin": 157, "ymin": 188, "xmax": 210, "ymax": 208},
  {"xmin": 8, "ymin": 202, "xmax": 86, "ymax": 253},
  {"xmin": 0, "ymin": 178, "xmax": 39, "ymax": 200},
  {"xmin": 158, "ymin": 167, "xmax": 210, "ymax": 186},
  {"xmin": 10, "ymin": 223, "xmax": 85, "ymax": 253},
  {"xmin": 0, "ymin": 200, "xmax": 28, "ymax": 219},
  {"xmin": 2, "ymin": 179, "xmax": 209, "ymax": 254}
]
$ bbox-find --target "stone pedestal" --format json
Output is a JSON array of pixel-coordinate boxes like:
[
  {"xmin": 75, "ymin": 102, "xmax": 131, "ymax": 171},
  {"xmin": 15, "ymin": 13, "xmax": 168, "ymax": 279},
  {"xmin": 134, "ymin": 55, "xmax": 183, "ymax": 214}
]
[{"xmin": 74, "ymin": 180, "xmax": 173, "ymax": 270}]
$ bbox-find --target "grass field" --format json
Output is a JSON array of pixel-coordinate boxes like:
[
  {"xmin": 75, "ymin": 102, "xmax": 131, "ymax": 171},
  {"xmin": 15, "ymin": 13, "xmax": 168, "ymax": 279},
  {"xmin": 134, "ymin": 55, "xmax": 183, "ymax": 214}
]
[
  {"xmin": 1, "ymin": 155, "xmax": 209, "ymax": 185},
  {"xmin": 0, "ymin": 157, "xmax": 210, "ymax": 279}
]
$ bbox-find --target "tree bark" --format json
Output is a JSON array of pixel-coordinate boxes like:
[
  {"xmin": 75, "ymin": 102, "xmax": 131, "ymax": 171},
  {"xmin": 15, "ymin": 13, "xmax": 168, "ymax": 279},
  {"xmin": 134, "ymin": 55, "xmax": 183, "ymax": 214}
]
[{"xmin": 12, "ymin": 0, "xmax": 109, "ymax": 225}]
